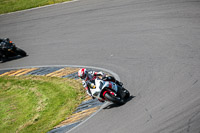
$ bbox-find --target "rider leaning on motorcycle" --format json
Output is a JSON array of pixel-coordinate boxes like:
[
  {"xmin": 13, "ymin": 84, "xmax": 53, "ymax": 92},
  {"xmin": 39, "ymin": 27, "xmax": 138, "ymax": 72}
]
[
  {"xmin": 0, "ymin": 38, "xmax": 11, "ymax": 61},
  {"xmin": 78, "ymin": 68, "xmax": 123, "ymax": 100},
  {"xmin": 0, "ymin": 38, "xmax": 12, "ymax": 52}
]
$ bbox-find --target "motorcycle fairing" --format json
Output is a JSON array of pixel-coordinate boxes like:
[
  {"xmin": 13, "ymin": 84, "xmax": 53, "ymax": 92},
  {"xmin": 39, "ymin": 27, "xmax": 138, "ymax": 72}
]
[{"xmin": 90, "ymin": 78, "xmax": 119, "ymax": 99}]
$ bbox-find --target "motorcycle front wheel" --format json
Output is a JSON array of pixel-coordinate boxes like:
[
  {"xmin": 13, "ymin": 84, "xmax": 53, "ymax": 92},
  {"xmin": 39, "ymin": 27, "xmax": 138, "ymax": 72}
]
[
  {"xmin": 122, "ymin": 87, "xmax": 130, "ymax": 99},
  {"xmin": 104, "ymin": 92, "xmax": 125, "ymax": 105},
  {"xmin": 16, "ymin": 48, "xmax": 27, "ymax": 57}
]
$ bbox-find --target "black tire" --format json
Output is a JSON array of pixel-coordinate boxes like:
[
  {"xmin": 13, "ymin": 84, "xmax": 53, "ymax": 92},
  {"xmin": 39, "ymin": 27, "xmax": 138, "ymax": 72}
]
[
  {"xmin": 0, "ymin": 54, "xmax": 6, "ymax": 63},
  {"xmin": 0, "ymin": 54, "xmax": 2, "ymax": 63},
  {"xmin": 0, "ymin": 58, "xmax": 5, "ymax": 63},
  {"xmin": 16, "ymin": 48, "xmax": 26, "ymax": 57},
  {"xmin": 104, "ymin": 92, "xmax": 125, "ymax": 105},
  {"xmin": 0, "ymin": 58, "xmax": 3, "ymax": 63},
  {"xmin": 122, "ymin": 88, "xmax": 130, "ymax": 99}
]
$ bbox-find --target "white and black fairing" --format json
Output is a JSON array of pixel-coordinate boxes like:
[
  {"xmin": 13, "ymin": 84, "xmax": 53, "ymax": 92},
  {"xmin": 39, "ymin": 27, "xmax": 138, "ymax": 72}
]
[{"xmin": 88, "ymin": 78, "xmax": 129, "ymax": 102}]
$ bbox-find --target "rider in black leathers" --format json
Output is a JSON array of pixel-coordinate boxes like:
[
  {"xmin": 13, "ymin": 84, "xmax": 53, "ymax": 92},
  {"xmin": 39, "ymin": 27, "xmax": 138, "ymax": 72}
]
[{"xmin": 0, "ymin": 38, "xmax": 12, "ymax": 62}]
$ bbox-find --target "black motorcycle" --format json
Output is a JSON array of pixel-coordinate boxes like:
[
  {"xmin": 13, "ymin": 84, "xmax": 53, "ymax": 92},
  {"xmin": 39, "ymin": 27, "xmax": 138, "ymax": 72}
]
[{"xmin": 0, "ymin": 38, "xmax": 27, "ymax": 63}]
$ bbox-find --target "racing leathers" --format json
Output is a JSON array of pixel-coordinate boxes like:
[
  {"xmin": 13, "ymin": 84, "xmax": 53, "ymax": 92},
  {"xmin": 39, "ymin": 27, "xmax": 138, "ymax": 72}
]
[
  {"xmin": 0, "ymin": 38, "xmax": 11, "ymax": 62},
  {"xmin": 81, "ymin": 71, "xmax": 104, "ymax": 97}
]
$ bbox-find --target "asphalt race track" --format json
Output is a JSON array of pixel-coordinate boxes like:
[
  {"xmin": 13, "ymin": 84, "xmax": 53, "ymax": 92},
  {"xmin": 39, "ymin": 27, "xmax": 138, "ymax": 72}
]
[{"xmin": 1, "ymin": 0, "xmax": 200, "ymax": 133}]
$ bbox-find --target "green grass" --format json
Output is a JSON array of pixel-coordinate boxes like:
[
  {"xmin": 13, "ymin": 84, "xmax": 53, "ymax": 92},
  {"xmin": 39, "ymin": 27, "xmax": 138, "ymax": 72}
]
[
  {"xmin": 0, "ymin": 0, "xmax": 71, "ymax": 14},
  {"xmin": 0, "ymin": 75, "xmax": 85, "ymax": 133}
]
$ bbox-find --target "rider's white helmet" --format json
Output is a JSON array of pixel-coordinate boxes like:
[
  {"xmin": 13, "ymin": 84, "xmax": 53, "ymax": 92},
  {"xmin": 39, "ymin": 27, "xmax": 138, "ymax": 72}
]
[{"xmin": 78, "ymin": 68, "xmax": 88, "ymax": 79}]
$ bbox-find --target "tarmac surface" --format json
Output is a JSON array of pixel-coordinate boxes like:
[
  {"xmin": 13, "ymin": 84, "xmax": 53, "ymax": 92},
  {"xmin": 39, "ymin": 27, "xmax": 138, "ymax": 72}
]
[{"xmin": 1, "ymin": 0, "xmax": 200, "ymax": 133}]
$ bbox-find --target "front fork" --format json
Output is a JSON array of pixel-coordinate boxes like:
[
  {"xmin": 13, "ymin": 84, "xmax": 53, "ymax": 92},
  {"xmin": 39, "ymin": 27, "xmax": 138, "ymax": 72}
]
[{"xmin": 116, "ymin": 86, "xmax": 127, "ymax": 99}]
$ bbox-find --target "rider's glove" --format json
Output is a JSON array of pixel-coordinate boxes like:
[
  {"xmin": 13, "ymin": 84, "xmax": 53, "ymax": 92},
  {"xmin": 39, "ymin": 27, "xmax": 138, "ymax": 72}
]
[
  {"xmin": 98, "ymin": 71, "xmax": 104, "ymax": 76},
  {"xmin": 100, "ymin": 71, "xmax": 104, "ymax": 75}
]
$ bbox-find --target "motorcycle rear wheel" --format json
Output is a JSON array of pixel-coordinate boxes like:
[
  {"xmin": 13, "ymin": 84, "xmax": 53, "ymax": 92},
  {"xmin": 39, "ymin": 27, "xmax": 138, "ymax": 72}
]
[
  {"xmin": 0, "ymin": 54, "xmax": 6, "ymax": 63},
  {"xmin": 104, "ymin": 93, "xmax": 125, "ymax": 105}
]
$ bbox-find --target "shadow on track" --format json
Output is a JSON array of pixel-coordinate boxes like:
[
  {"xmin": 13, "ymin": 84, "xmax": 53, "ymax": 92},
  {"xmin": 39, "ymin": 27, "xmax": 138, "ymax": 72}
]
[
  {"xmin": 0, "ymin": 55, "xmax": 28, "ymax": 63},
  {"xmin": 103, "ymin": 95, "xmax": 135, "ymax": 109}
]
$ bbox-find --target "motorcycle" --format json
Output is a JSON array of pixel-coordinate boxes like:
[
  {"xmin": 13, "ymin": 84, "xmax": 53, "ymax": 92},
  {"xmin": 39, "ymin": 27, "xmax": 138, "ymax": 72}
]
[
  {"xmin": 0, "ymin": 38, "xmax": 26, "ymax": 63},
  {"xmin": 87, "ymin": 77, "xmax": 130, "ymax": 105}
]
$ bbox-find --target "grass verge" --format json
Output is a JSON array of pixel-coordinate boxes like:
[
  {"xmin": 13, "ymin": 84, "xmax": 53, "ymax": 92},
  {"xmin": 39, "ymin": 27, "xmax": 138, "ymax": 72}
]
[
  {"xmin": 0, "ymin": 75, "xmax": 85, "ymax": 133},
  {"xmin": 0, "ymin": 0, "xmax": 72, "ymax": 14}
]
